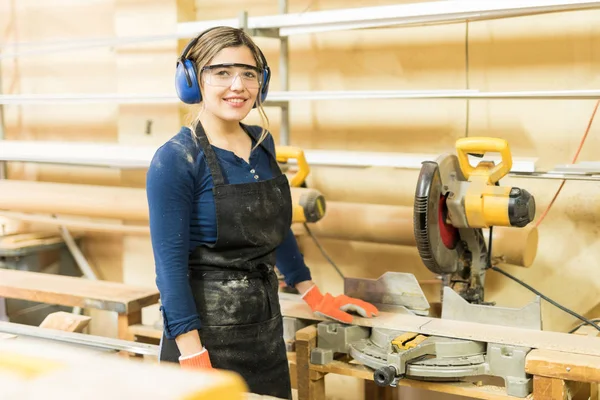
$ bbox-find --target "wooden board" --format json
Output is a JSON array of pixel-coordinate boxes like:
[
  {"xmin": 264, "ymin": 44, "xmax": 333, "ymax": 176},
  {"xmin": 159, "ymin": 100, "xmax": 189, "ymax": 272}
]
[
  {"xmin": 278, "ymin": 293, "xmax": 600, "ymax": 357},
  {"xmin": 39, "ymin": 311, "xmax": 92, "ymax": 333},
  {"xmin": 128, "ymin": 323, "xmax": 162, "ymax": 340},
  {"xmin": 526, "ymin": 349, "xmax": 600, "ymax": 383},
  {"xmin": 0, "ymin": 269, "xmax": 159, "ymax": 314},
  {"xmin": 0, "ymin": 232, "xmax": 72, "ymax": 251}
]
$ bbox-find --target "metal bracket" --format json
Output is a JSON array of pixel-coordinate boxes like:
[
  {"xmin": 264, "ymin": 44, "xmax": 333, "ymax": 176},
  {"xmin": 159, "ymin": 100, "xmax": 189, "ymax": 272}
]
[
  {"xmin": 344, "ymin": 272, "xmax": 430, "ymax": 315},
  {"xmin": 441, "ymin": 286, "xmax": 542, "ymax": 330}
]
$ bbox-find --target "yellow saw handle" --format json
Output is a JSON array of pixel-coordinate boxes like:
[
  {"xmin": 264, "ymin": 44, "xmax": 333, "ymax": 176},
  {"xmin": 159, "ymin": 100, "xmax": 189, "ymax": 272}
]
[
  {"xmin": 276, "ymin": 146, "xmax": 310, "ymax": 188},
  {"xmin": 455, "ymin": 137, "xmax": 513, "ymax": 184}
]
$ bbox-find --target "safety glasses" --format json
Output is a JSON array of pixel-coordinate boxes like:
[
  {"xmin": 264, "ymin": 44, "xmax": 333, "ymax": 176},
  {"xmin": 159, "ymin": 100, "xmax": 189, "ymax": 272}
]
[{"xmin": 201, "ymin": 63, "xmax": 262, "ymax": 89}]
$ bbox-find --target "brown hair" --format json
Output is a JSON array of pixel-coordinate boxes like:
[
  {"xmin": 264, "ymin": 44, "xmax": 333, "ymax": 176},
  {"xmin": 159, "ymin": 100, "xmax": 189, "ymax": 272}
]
[{"xmin": 185, "ymin": 26, "xmax": 270, "ymax": 148}]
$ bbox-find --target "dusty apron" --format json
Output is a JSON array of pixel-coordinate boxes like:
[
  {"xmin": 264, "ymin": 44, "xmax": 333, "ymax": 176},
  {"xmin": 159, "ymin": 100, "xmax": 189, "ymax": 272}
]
[{"xmin": 159, "ymin": 124, "xmax": 293, "ymax": 400}]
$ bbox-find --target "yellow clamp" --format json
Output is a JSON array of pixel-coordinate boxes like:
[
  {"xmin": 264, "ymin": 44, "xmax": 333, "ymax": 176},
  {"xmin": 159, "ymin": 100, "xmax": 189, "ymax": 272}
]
[
  {"xmin": 455, "ymin": 137, "xmax": 513, "ymax": 185},
  {"xmin": 391, "ymin": 332, "xmax": 428, "ymax": 350},
  {"xmin": 276, "ymin": 146, "xmax": 310, "ymax": 188}
]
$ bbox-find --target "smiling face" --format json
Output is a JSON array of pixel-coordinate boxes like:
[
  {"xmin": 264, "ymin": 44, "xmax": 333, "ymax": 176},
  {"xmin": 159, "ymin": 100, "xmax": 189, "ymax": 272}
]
[{"xmin": 199, "ymin": 45, "xmax": 260, "ymax": 123}]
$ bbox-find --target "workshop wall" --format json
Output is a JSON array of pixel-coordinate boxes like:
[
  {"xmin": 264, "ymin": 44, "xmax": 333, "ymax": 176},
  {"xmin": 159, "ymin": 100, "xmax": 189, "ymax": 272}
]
[{"xmin": 1, "ymin": 0, "xmax": 599, "ymax": 399}]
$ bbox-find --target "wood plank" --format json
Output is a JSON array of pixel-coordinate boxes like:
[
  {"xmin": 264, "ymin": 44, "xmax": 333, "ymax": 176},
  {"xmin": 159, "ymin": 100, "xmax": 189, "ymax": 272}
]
[
  {"xmin": 0, "ymin": 269, "xmax": 159, "ymax": 314},
  {"xmin": 39, "ymin": 311, "xmax": 91, "ymax": 333},
  {"xmin": 0, "ymin": 232, "xmax": 73, "ymax": 251},
  {"xmin": 129, "ymin": 323, "xmax": 162, "ymax": 340},
  {"xmin": 526, "ymin": 349, "xmax": 600, "ymax": 383},
  {"xmin": 278, "ymin": 294, "xmax": 600, "ymax": 357}
]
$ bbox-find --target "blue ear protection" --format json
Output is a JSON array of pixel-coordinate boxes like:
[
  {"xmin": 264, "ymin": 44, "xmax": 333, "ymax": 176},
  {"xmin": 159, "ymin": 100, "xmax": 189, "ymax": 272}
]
[{"xmin": 175, "ymin": 27, "xmax": 271, "ymax": 106}]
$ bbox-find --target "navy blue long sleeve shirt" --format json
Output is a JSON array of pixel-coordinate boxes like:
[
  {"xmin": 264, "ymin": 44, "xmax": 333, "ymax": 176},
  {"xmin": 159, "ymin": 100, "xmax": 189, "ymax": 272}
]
[{"xmin": 146, "ymin": 125, "xmax": 312, "ymax": 340}]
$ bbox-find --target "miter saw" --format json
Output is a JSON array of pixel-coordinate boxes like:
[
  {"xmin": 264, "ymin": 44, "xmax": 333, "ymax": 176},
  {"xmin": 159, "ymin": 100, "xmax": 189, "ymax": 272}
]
[
  {"xmin": 299, "ymin": 137, "xmax": 540, "ymax": 397},
  {"xmin": 413, "ymin": 136, "xmax": 535, "ymax": 304}
]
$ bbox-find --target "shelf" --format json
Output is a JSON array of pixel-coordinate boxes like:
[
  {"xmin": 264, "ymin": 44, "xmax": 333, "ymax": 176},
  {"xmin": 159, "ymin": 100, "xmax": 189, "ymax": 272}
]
[
  {"xmin": 177, "ymin": 0, "xmax": 600, "ymax": 37},
  {"xmin": 2, "ymin": 1, "xmax": 600, "ymax": 59},
  {"xmin": 1, "ymin": 89, "xmax": 600, "ymax": 105},
  {"xmin": 0, "ymin": 140, "xmax": 537, "ymax": 173},
  {"xmin": 10, "ymin": 141, "xmax": 600, "ymax": 181}
]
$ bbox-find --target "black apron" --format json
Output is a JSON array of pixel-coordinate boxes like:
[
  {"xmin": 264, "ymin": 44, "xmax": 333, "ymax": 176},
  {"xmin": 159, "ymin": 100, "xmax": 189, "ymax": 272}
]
[{"xmin": 159, "ymin": 124, "xmax": 293, "ymax": 400}]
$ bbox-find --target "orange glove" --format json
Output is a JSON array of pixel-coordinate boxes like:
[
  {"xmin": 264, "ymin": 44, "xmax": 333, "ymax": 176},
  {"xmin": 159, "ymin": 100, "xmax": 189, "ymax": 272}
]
[
  {"xmin": 301, "ymin": 285, "xmax": 378, "ymax": 324},
  {"xmin": 179, "ymin": 348, "xmax": 212, "ymax": 370}
]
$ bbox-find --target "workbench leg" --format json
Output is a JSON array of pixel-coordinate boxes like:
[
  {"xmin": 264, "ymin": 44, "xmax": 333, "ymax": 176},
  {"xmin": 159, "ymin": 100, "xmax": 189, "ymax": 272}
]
[
  {"xmin": 296, "ymin": 325, "xmax": 325, "ymax": 400},
  {"xmin": 592, "ymin": 383, "xmax": 599, "ymax": 400},
  {"xmin": 118, "ymin": 311, "xmax": 141, "ymax": 357},
  {"xmin": 118, "ymin": 311, "xmax": 140, "ymax": 341},
  {"xmin": 533, "ymin": 376, "xmax": 568, "ymax": 400},
  {"xmin": 364, "ymin": 380, "xmax": 395, "ymax": 400}
]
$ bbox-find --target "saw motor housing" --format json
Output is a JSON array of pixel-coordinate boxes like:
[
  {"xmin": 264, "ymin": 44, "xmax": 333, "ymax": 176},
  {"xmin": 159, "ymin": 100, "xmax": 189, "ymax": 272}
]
[
  {"xmin": 447, "ymin": 137, "xmax": 535, "ymax": 229},
  {"xmin": 414, "ymin": 137, "xmax": 536, "ymax": 304}
]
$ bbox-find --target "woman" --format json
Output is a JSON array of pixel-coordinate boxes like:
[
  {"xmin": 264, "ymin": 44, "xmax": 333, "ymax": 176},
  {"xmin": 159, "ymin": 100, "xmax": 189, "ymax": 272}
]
[{"xmin": 146, "ymin": 26, "xmax": 378, "ymax": 399}]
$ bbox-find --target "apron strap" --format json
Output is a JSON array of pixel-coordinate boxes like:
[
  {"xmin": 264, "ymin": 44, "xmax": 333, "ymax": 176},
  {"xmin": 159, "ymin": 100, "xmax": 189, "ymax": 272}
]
[
  {"xmin": 244, "ymin": 125, "xmax": 283, "ymax": 178},
  {"xmin": 194, "ymin": 122, "xmax": 226, "ymax": 186}
]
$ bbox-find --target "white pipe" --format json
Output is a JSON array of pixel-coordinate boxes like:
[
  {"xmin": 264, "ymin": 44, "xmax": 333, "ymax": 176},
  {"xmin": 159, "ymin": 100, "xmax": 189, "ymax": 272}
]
[
  {"xmin": 0, "ymin": 140, "xmax": 538, "ymax": 173},
  {"xmin": 2, "ymin": 89, "xmax": 600, "ymax": 106},
  {"xmin": 178, "ymin": 0, "xmax": 600, "ymax": 37},
  {"xmin": 2, "ymin": 0, "xmax": 600, "ymax": 59}
]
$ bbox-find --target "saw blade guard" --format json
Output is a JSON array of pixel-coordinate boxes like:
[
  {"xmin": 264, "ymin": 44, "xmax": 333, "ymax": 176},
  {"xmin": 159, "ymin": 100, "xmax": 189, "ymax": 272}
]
[{"xmin": 413, "ymin": 160, "xmax": 461, "ymax": 275}]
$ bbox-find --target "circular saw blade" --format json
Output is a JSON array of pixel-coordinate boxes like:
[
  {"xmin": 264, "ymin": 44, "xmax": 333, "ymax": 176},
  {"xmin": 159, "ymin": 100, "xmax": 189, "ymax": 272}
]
[{"xmin": 413, "ymin": 161, "xmax": 460, "ymax": 275}]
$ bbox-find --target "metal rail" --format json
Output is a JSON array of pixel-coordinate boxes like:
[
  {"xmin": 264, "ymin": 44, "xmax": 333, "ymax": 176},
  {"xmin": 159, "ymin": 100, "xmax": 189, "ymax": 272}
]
[{"xmin": 0, "ymin": 321, "xmax": 159, "ymax": 356}]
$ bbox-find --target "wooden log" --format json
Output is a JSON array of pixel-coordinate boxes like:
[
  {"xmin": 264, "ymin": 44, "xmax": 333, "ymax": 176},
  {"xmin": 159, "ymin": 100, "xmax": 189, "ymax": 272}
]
[
  {"xmin": 0, "ymin": 180, "xmax": 148, "ymax": 221},
  {"xmin": 0, "ymin": 180, "xmax": 537, "ymax": 266},
  {"xmin": 302, "ymin": 201, "xmax": 414, "ymax": 246},
  {"xmin": 296, "ymin": 201, "xmax": 538, "ymax": 267},
  {"xmin": 0, "ymin": 179, "xmax": 321, "ymax": 222},
  {"xmin": 0, "ymin": 211, "xmax": 150, "ymax": 236}
]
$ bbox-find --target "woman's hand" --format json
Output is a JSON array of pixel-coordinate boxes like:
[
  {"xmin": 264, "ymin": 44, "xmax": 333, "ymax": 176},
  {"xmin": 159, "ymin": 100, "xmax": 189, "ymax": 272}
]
[
  {"xmin": 176, "ymin": 330, "xmax": 213, "ymax": 369},
  {"xmin": 296, "ymin": 281, "xmax": 379, "ymax": 324},
  {"xmin": 179, "ymin": 348, "xmax": 213, "ymax": 369}
]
